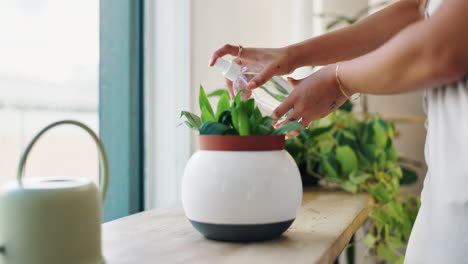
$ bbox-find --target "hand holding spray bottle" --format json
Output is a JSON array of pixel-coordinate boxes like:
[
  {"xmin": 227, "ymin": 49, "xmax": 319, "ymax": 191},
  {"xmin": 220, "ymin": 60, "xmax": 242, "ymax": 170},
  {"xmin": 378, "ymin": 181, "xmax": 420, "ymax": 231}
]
[{"xmin": 213, "ymin": 57, "xmax": 293, "ymax": 116}]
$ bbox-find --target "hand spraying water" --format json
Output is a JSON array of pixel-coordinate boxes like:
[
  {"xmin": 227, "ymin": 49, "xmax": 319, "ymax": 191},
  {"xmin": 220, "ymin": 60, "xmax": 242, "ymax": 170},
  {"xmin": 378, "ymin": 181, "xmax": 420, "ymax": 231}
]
[{"xmin": 213, "ymin": 57, "xmax": 293, "ymax": 117}]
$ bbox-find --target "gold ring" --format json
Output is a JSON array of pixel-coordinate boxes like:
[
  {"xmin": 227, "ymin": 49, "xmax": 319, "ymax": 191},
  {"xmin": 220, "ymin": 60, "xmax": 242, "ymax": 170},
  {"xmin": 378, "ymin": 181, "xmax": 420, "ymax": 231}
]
[{"xmin": 237, "ymin": 44, "xmax": 243, "ymax": 58}]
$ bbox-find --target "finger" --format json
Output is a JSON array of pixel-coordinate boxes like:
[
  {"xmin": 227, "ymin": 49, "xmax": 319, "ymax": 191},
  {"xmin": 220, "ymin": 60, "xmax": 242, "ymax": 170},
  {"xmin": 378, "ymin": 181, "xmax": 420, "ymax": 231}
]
[
  {"xmin": 285, "ymin": 130, "xmax": 301, "ymax": 138},
  {"xmin": 224, "ymin": 78, "xmax": 235, "ymax": 98},
  {"xmin": 233, "ymin": 57, "xmax": 242, "ymax": 66},
  {"xmin": 209, "ymin": 44, "xmax": 239, "ymax": 66},
  {"xmin": 246, "ymin": 64, "xmax": 276, "ymax": 90},
  {"xmin": 274, "ymin": 110, "xmax": 301, "ymax": 128},
  {"xmin": 287, "ymin": 77, "xmax": 305, "ymax": 88},
  {"xmin": 240, "ymin": 89, "xmax": 252, "ymax": 100},
  {"xmin": 272, "ymin": 94, "xmax": 295, "ymax": 119},
  {"xmin": 299, "ymin": 116, "xmax": 313, "ymax": 128}
]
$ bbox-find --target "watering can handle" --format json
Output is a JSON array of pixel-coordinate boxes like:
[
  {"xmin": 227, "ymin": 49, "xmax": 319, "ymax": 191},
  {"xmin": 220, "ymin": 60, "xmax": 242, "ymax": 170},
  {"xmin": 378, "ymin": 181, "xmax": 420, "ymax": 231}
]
[{"xmin": 16, "ymin": 120, "xmax": 109, "ymax": 202}]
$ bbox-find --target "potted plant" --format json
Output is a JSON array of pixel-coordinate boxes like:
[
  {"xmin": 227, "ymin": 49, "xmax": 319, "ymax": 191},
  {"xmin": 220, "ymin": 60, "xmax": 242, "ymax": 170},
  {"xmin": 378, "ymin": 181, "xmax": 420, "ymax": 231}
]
[{"xmin": 180, "ymin": 86, "xmax": 304, "ymax": 242}]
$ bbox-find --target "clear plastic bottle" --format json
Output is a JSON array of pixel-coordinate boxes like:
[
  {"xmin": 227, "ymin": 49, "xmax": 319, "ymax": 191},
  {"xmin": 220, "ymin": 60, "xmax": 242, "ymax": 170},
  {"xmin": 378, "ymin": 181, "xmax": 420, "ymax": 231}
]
[{"xmin": 213, "ymin": 57, "xmax": 293, "ymax": 115}]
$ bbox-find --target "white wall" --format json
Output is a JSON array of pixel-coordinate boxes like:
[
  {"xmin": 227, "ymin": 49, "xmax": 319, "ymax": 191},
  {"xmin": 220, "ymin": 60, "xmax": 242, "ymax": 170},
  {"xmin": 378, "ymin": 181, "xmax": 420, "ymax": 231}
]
[{"xmin": 190, "ymin": 0, "xmax": 294, "ymax": 112}]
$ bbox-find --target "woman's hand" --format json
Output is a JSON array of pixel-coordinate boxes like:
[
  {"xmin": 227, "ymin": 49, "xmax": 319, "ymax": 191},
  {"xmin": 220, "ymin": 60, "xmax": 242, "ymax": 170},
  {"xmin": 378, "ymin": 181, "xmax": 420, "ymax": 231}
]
[
  {"xmin": 273, "ymin": 65, "xmax": 350, "ymax": 128},
  {"xmin": 209, "ymin": 44, "xmax": 297, "ymax": 90}
]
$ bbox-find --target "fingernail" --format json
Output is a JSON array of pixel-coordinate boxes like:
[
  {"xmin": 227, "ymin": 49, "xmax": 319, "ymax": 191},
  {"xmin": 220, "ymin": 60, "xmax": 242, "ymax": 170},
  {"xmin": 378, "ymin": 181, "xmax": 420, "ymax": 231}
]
[
  {"xmin": 247, "ymin": 81, "xmax": 256, "ymax": 90},
  {"xmin": 208, "ymin": 56, "xmax": 215, "ymax": 66}
]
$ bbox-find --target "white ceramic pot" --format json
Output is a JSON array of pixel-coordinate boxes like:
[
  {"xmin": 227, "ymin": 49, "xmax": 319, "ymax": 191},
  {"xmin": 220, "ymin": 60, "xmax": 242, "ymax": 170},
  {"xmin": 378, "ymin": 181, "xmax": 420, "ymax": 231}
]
[{"xmin": 182, "ymin": 135, "xmax": 302, "ymax": 242}]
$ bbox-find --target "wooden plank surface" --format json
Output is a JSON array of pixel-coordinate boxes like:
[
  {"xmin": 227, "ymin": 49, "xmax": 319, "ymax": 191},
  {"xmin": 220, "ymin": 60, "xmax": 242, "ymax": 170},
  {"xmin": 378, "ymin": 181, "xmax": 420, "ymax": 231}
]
[{"xmin": 102, "ymin": 188, "xmax": 372, "ymax": 264}]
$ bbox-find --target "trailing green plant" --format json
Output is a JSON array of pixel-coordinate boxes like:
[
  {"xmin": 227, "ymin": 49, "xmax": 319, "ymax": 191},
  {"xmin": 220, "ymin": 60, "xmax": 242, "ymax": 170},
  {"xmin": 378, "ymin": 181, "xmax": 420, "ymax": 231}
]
[
  {"xmin": 285, "ymin": 109, "xmax": 420, "ymax": 263},
  {"xmin": 180, "ymin": 85, "xmax": 304, "ymax": 136},
  {"xmin": 311, "ymin": 2, "xmax": 421, "ymax": 263}
]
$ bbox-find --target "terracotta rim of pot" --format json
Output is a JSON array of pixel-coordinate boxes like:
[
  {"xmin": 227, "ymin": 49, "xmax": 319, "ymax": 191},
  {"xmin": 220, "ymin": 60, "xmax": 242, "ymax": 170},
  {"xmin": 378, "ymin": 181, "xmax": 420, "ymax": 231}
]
[{"xmin": 199, "ymin": 135, "xmax": 285, "ymax": 151}]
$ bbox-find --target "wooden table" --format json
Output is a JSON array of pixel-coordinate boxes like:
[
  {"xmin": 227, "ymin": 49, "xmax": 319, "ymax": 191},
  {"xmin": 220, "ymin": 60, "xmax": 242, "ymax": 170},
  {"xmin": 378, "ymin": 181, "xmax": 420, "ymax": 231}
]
[{"xmin": 102, "ymin": 188, "xmax": 372, "ymax": 264}]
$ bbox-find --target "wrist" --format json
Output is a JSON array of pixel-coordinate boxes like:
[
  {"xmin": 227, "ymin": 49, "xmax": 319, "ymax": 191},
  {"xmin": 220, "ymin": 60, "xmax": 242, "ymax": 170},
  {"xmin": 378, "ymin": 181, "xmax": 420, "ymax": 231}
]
[
  {"xmin": 335, "ymin": 62, "xmax": 355, "ymax": 97},
  {"xmin": 285, "ymin": 44, "xmax": 305, "ymax": 70}
]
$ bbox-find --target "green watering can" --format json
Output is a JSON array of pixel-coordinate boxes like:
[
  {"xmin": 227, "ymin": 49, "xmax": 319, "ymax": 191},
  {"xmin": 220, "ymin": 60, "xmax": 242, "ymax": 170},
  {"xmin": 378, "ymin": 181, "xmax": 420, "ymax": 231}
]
[{"xmin": 0, "ymin": 120, "xmax": 109, "ymax": 264}]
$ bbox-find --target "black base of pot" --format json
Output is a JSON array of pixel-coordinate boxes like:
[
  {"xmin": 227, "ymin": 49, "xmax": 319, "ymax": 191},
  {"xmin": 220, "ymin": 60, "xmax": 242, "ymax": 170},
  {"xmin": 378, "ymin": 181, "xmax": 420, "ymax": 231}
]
[{"xmin": 189, "ymin": 219, "xmax": 295, "ymax": 242}]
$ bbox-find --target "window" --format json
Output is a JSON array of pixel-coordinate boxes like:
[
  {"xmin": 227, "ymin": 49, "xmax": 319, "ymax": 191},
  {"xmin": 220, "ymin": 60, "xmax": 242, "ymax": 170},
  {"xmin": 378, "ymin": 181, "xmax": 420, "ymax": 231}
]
[{"xmin": 0, "ymin": 1, "xmax": 99, "ymax": 185}]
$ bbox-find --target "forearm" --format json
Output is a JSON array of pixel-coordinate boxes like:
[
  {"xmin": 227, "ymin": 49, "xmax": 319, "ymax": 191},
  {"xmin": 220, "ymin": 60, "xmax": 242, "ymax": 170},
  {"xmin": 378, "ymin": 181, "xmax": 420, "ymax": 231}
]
[
  {"xmin": 289, "ymin": 0, "xmax": 423, "ymax": 68},
  {"xmin": 340, "ymin": 0, "xmax": 468, "ymax": 95}
]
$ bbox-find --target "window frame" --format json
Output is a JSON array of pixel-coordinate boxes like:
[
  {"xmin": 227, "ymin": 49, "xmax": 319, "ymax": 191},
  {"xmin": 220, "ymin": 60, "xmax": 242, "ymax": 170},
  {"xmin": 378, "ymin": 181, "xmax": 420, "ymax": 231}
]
[
  {"xmin": 99, "ymin": 0, "xmax": 145, "ymax": 222},
  {"xmin": 143, "ymin": 0, "xmax": 192, "ymax": 210}
]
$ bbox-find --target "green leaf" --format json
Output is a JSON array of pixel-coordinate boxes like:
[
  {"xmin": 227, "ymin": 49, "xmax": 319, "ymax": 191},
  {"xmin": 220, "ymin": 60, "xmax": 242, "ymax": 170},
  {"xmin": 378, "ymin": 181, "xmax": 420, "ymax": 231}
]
[
  {"xmin": 201, "ymin": 105, "xmax": 216, "ymax": 123},
  {"xmin": 349, "ymin": 170, "xmax": 369, "ymax": 185},
  {"xmin": 231, "ymin": 107, "xmax": 251, "ymax": 135},
  {"xmin": 364, "ymin": 233, "xmax": 377, "ymax": 247},
  {"xmin": 180, "ymin": 111, "xmax": 201, "ymax": 129},
  {"xmin": 243, "ymin": 98, "xmax": 255, "ymax": 116},
  {"xmin": 216, "ymin": 93, "xmax": 230, "ymax": 120},
  {"xmin": 217, "ymin": 110, "xmax": 232, "ymax": 126},
  {"xmin": 362, "ymin": 122, "xmax": 375, "ymax": 144},
  {"xmin": 376, "ymin": 149, "xmax": 387, "ymax": 168},
  {"xmin": 358, "ymin": 144, "xmax": 375, "ymax": 165},
  {"xmin": 258, "ymin": 117, "xmax": 275, "ymax": 135},
  {"xmin": 272, "ymin": 122, "xmax": 304, "ymax": 135},
  {"xmin": 259, "ymin": 86, "xmax": 287, "ymax": 102},
  {"xmin": 335, "ymin": 129, "xmax": 357, "ymax": 148},
  {"xmin": 207, "ymin": 89, "xmax": 229, "ymax": 98},
  {"xmin": 270, "ymin": 78, "xmax": 289, "ymax": 95},
  {"xmin": 369, "ymin": 183, "xmax": 392, "ymax": 203},
  {"xmin": 385, "ymin": 201, "xmax": 405, "ymax": 224},
  {"xmin": 308, "ymin": 123, "xmax": 335, "ymax": 139},
  {"xmin": 198, "ymin": 85, "xmax": 215, "ymax": 117},
  {"xmin": 341, "ymin": 129, "xmax": 356, "ymax": 141},
  {"xmin": 199, "ymin": 122, "xmax": 231, "ymax": 135},
  {"xmin": 372, "ymin": 120, "xmax": 388, "ymax": 148},
  {"xmin": 224, "ymin": 128, "xmax": 239, "ymax": 135},
  {"xmin": 386, "ymin": 235, "xmax": 406, "ymax": 249},
  {"xmin": 285, "ymin": 141, "xmax": 306, "ymax": 158},
  {"xmin": 387, "ymin": 145, "xmax": 399, "ymax": 162},
  {"xmin": 252, "ymin": 107, "xmax": 263, "ymax": 122},
  {"xmin": 336, "ymin": 145, "xmax": 358, "ymax": 174},
  {"xmin": 377, "ymin": 244, "xmax": 398, "ymax": 262},
  {"xmin": 251, "ymin": 115, "xmax": 274, "ymax": 135},
  {"xmin": 400, "ymin": 167, "xmax": 418, "ymax": 185},
  {"xmin": 183, "ymin": 121, "xmax": 194, "ymax": 129},
  {"xmin": 338, "ymin": 100, "xmax": 353, "ymax": 112},
  {"xmin": 233, "ymin": 90, "xmax": 242, "ymax": 107},
  {"xmin": 260, "ymin": 116, "xmax": 274, "ymax": 127},
  {"xmin": 341, "ymin": 181, "xmax": 358, "ymax": 193},
  {"xmin": 395, "ymin": 256, "xmax": 405, "ymax": 264},
  {"xmin": 320, "ymin": 153, "xmax": 339, "ymax": 179},
  {"xmin": 319, "ymin": 139, "xmax": 335, "ymax": 154}
]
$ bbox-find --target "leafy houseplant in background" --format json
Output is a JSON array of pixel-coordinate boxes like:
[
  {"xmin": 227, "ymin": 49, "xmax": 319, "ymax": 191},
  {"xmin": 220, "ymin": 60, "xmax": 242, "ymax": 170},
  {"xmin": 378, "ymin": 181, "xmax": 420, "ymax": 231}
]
[
  {"xmin": 307, "ymin": 2, "xmax": 421, "ymax": 263},
  {"xmin": 179, "ymin": 86, "xmax": 304, "ymax": 242},
  {"xmin": 285, "ymin": 106, "xmax": 420, "ymax": 263}
]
